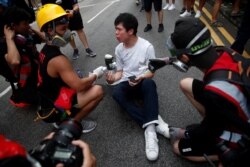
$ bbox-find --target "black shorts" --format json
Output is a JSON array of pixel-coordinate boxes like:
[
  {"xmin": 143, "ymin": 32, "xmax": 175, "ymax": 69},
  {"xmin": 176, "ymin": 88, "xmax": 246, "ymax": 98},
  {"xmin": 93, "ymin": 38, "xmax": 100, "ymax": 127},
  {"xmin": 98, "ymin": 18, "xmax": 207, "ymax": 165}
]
[
  {"xmin": 178, "ymin": 137, "xmax": 217, "ymax": 156},
  {"xmin": 192, "ymin": 79, "xmax": 207, "ymax": 106},
  {"xmin": 144, "ymin": 0, "xmax": 162, "ymax": 12},
  {"xmin": 70, "ymin": 94, "xmax": 80, "ymax": 117},
  {"xmin": 68, "ymin": 12, "xmax": 84, "ymax": 31}
]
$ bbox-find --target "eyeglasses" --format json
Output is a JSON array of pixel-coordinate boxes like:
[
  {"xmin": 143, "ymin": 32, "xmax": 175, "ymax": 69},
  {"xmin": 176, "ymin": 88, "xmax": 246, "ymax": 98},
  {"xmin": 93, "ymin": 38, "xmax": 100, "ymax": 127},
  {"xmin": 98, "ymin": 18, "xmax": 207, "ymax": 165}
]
[{"xmin": 55, "ymin": 17, "xmax": 69, "ymax": 25}]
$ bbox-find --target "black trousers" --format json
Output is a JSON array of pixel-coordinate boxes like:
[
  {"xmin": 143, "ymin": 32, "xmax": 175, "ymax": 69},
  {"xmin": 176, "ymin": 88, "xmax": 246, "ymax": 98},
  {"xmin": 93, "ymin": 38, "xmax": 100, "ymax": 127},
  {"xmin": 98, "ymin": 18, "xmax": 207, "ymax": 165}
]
[{"xmin": 231, "ymin": 1, "xmax": 250, "ymax": 54}]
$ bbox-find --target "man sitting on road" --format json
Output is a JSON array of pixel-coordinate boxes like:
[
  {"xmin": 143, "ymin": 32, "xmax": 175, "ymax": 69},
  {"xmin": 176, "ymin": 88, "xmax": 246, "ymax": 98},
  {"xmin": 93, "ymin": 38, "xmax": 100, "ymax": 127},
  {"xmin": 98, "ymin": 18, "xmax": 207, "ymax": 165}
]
[
  {"xmin": 105, "ymin": 13, "xmax": 169, "ymax": 161},
  {"xmin": 36, "ymin": 4, "xmax": 104, "ymax": 133}
]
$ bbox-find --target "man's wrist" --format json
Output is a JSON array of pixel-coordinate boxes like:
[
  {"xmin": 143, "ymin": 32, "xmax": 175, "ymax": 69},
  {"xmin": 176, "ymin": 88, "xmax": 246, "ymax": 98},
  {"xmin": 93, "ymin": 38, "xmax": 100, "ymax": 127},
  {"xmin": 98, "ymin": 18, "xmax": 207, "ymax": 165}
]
[{"xmin": 6, "ymin": 36, "xmax": 14, "ymax": 41}]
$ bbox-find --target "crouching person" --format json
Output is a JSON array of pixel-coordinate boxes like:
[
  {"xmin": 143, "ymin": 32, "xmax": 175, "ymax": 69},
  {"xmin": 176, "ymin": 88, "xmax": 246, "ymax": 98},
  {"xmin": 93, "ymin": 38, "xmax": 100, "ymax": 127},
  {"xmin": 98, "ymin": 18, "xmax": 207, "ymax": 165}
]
[
  {"xmin": 0, "ymin": 6, "xmax": 44, "ymax": 107},
  {"xmin": 35, "ymin": 4, "xmax": 104, "ymax": 133}
]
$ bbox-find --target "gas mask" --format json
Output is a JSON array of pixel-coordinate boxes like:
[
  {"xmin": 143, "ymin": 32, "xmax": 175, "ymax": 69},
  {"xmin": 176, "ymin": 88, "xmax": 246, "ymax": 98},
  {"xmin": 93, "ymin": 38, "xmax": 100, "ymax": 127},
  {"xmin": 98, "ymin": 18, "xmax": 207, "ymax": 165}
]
[
  {"xmin": 166, "ymin": 27, "xmax": 213, "ymax": 72},
  {"xmin": 51, "ymin": 29, "xmax": 73, "ymax": 47},
  {"xmin": 166, "ymin": 37, "xmax": 189, "ymax": 72}
]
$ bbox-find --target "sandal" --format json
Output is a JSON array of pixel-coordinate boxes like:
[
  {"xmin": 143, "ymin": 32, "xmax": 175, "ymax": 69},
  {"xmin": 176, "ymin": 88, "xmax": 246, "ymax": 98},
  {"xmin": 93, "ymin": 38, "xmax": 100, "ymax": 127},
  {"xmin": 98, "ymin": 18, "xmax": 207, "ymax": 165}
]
[{"xmin": 211, "ymin": 21, "xmax": 223, "ymax": 27}]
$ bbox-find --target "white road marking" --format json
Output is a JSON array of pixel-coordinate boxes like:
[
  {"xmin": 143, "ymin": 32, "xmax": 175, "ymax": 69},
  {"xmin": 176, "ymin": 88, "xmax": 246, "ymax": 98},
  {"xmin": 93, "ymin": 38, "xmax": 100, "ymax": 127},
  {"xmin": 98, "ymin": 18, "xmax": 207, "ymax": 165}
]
[
  {"xmin": 87, "ymin": 0, "xmax": 120, "ymax": 23},
  {"xmin": 0, "ymin": 86, "xmax": 11, "ymax": 98},
  {"xmin": 79, "ymin": 0, "xmax": 120, "ymax": 9}
]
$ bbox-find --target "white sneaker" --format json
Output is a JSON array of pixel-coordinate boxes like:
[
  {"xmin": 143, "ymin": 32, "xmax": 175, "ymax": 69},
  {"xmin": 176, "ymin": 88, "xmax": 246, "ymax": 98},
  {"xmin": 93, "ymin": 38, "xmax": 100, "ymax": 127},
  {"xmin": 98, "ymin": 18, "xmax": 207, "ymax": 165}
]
[
  {"xmin": 163, "ymin": 3, "xmax": 169, "ymax": 10},
  {"xmin": 156, "ymin": 115, "xmax": 170, "ymax": 138},
  {"xmin": 81, "ymin": 119, "xmax": 97, "ymax": 133},
  {"xmin": 145, "ymin": 131, "xmax": 159, "ymax": 161},
  {"xmin": 180, "ymin": 10, "xmax": 191, "ymax": 17},
  {"xmin": 168, "ymin": 4, "xmax": 175, "ymax": 11},
  {"xmin": 195, "ymin": 10, "xmax": 201, "ymax": 18}
]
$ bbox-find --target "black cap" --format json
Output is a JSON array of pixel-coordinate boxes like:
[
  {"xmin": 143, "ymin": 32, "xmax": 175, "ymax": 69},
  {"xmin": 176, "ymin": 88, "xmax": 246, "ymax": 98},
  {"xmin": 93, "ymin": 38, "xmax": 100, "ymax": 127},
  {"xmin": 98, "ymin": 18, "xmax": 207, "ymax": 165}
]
[{"xmin": 171, "ymin": 18, "xmax": 211, "ymax": 51}]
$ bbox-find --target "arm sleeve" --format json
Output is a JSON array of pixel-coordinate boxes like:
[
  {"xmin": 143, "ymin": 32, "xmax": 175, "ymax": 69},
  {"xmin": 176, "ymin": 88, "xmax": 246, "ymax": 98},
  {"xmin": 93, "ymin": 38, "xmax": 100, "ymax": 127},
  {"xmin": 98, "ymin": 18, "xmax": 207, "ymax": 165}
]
[
  {"xmin": 145, "ymin": 44, "xmax": 156, "ymax": 65},
  {"xmin": 115, "ymin": 46, "xmax": 123, "ymax": 71},
  {"xmin": 147, "ymin": 45, "xmax": 156, "ymax": 59}
]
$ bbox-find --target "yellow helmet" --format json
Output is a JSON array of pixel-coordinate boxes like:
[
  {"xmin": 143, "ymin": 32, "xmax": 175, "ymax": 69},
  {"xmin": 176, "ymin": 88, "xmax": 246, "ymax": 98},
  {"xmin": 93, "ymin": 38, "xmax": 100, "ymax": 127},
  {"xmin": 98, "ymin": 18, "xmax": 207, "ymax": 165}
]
[{"xmin": 36, "ymin": 4, "xmax": 68, "ymax": 31}]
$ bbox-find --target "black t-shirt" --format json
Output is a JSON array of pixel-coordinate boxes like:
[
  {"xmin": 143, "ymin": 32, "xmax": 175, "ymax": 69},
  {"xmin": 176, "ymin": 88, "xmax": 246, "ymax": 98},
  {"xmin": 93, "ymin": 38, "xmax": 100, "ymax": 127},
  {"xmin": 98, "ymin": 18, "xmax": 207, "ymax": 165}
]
[{"xmin": 38, "ymin": 44, "xmax": 68, "ymax": 108}]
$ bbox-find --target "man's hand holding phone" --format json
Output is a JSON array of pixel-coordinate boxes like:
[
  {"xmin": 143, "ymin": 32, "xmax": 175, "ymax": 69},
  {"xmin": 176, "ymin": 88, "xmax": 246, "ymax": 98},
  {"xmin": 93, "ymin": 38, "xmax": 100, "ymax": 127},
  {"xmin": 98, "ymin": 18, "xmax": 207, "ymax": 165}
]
[{"xmin": 128, "ymin": 75, "xmax": 141, "ymax": 86}]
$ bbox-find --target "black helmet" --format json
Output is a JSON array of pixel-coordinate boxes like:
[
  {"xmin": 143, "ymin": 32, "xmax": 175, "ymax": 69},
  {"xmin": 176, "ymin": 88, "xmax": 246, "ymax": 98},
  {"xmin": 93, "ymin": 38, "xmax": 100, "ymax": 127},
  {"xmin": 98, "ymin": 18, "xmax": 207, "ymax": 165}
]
[{"xmin": 167, "ymin": 17, "xmax": 213, "ymax": 58}]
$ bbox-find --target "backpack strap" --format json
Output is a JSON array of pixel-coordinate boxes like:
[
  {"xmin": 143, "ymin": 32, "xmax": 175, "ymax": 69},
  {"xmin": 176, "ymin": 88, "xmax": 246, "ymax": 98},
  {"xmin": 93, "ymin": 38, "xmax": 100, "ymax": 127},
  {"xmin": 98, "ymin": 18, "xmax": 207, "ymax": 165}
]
[{"xmin": 204, "ymin": 69, "xmax": 244, "ymax": 86}]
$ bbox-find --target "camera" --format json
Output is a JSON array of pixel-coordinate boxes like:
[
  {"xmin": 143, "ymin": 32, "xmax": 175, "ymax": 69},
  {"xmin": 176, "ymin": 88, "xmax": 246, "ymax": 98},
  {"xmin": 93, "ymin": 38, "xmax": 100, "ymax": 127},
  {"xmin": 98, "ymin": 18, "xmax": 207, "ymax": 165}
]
[
  {"xmin": 30, "ymin": 119, "xmax": 83, "ymax": 167},
  {"xmin": 217, "ymin": 135, "xmax": 250, "ymax": 167}
]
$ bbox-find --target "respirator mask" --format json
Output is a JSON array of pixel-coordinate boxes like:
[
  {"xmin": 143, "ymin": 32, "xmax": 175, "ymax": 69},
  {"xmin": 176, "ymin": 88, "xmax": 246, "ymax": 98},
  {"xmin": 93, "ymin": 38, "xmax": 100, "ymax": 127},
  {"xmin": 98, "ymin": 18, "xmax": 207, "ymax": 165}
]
[
  {"xmin": 51, "ymin": 29, "xmax": 73, "ymax": 47},
  {"xmin": 166, "ymin": 27, "xmax": 212, "ymax": 72},
  {"xmin": 48, "ymin": 17, "xmax": 73, "ymax": 47}
]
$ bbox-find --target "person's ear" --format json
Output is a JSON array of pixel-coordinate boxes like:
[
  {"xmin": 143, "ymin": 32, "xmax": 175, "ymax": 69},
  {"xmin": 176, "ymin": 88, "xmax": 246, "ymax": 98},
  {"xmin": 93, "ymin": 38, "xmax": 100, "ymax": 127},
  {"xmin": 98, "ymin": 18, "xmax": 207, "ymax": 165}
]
[{"xmin": 128, "ymin": 29, "xmax": 134, "ymax": 35}]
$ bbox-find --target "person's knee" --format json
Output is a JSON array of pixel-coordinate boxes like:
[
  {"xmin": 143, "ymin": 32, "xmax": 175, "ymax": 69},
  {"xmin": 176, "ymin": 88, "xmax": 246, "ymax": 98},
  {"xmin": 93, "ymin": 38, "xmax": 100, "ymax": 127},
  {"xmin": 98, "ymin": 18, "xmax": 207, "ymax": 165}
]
[
  {"xmin": 93, "ymin": 85, "xmax": 104, "ymax": 100},
  {"xmin": 179, "ymin": 78, "xmax": 193, "ymax": 93},
  {"xmin": 172, "ymin": 140, "xmax": 181, "ymax": 155}
]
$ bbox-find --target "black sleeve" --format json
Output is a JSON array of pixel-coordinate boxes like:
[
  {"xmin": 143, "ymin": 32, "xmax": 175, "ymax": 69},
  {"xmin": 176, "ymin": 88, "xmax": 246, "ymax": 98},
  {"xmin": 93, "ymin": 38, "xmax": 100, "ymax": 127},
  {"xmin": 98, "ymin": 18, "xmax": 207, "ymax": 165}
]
[{"xmin": 188, "ymin": 89, "xmax": 250, "ymax": 139}]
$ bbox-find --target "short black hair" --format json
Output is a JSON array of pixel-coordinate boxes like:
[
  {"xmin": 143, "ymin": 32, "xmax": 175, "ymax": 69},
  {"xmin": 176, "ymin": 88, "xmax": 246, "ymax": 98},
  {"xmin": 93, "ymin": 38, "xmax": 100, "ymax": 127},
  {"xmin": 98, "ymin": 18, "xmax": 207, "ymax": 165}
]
[
  {"xmin": 114, "ymin": 13, "xmax": 138, "ymax": 35},
  {"xmin": 3, "ymin": 6, "xmax": 31, "ymax": 27}
]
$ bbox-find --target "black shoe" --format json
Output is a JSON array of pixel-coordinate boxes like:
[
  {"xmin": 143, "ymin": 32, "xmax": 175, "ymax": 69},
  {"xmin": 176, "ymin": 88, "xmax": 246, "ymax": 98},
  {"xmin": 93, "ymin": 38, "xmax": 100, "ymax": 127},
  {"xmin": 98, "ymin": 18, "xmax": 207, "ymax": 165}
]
[
  {"xmin": 144, "ymin": 24, "xmax": 152, "ymax": 32},
  {"xmin": 180, "ymin": 7, "xmax": 186, "ymax": 14},
  {"xmin": 72, "ymin": 49, "xmax": 79, "ymax": 60},
  {"xmin": 158, "ymin": 24, "xmax": 164, "ymax": 33},
  {"xmin": 86, "ymin": 48, "xmax": 97, "ymax": 57}
]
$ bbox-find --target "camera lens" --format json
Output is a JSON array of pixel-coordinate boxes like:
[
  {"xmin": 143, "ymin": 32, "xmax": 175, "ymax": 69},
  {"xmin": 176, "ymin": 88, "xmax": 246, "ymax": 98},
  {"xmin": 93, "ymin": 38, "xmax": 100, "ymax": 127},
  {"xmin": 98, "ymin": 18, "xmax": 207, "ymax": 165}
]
[{"xmin": 54, "ymin": 119, "xmax": 83, "ymax": 146}]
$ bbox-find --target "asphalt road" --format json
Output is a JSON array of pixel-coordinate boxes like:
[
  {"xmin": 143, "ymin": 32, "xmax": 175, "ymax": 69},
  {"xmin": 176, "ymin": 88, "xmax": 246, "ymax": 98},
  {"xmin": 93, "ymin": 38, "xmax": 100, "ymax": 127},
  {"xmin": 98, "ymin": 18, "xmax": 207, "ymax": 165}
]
[{"xmin": 0, "ymin": 0, "xmax": 248, "ymax": 166}]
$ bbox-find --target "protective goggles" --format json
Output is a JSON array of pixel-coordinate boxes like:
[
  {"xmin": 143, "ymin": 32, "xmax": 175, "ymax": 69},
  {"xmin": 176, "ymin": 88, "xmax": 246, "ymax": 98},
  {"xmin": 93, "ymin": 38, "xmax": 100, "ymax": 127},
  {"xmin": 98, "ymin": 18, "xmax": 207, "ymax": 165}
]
[{"xmin": 54, "ymin": 17, "xmax": 69, "ymax": 25}]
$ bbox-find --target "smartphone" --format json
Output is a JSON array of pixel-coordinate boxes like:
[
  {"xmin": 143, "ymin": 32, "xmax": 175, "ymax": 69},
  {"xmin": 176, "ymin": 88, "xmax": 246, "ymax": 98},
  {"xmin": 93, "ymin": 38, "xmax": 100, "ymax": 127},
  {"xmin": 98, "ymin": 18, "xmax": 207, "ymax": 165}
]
[{"xmin": 128, "ymin": 75, "xmax": 137, "ymax": 82}]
